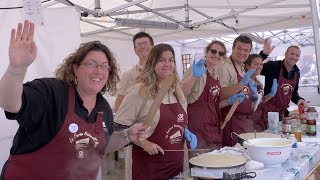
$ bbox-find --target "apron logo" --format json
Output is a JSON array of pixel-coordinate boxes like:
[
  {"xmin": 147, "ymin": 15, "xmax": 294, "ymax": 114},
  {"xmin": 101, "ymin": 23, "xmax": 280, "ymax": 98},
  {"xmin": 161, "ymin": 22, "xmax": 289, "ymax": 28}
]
[
  {"xmin": 165, "ymin": 124, "xmax": 184, "ymax": 144},
  {"xmin": 209, "ymin": 85, "xmax": 220, "ymax": 100},
  {"xmin": 177, "ymin": 113, "xmax": 184, "ymax": 122},
  {"xmin": 68, "ymin": 123, "xmax": 79, "ymax": 133},
  {"xmin": 281, "ymin": 83, "xmax": 293, "ymax": 95},
  {"xmin": 69, "ymin": 131, "xmax": 100, "ymax": 159},
  {"xmin": 75, "ymin": 138, "xmax": 90, "ymax": 158}
]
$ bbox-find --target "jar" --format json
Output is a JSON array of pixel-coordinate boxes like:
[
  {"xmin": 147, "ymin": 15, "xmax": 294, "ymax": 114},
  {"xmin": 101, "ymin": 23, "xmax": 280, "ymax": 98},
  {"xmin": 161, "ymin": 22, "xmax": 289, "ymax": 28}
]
[
  {"xmin": 282, "ymin": 117, "xmax": 291, "ymax": 134},
  {"xmin": 306, "ymin": 119, "xmax": 317, "ymax": 136},
  {"xmin": 291, "ymin": 115, "xmax": 300, "ymax": 134},
  {"xmin": 300, "ymin": 118, "xmax": 307, "ymax": 134}
]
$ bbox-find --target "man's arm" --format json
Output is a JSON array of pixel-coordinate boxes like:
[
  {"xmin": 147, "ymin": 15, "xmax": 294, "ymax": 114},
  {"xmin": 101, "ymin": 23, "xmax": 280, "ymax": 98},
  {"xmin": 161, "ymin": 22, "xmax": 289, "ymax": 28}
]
[
  {"xmin": 220, "ymin": 84, "xmax": 244, "ymax": 100},
  {"xmin": 105, "ymin": 124, "xmax": 151, "ymax": 154},
  {"xmin": 261, "ymin": 62, "xmax": 276, "ymax": 95},
  {"xmin": 105, "ymin": 130, "xmax": 131, "ymax": 153},
  {"xmin": 291, "ymin": 73, "xmax": 303, "ymax": 104}
]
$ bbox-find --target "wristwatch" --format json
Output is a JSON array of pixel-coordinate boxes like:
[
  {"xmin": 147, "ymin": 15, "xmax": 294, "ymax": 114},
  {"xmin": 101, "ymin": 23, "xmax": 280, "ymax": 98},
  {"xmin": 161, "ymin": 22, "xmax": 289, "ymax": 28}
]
[{"xmin": 124, "ymin": 129, "xmax": 131, "ymax": 142}]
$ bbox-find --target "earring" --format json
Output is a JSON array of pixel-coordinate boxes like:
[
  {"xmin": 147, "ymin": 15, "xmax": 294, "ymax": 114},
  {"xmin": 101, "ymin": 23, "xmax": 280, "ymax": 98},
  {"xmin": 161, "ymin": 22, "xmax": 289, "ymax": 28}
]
[{"xmin": 74, "ymin": 75, "xmax": 78, "ymax": 85}]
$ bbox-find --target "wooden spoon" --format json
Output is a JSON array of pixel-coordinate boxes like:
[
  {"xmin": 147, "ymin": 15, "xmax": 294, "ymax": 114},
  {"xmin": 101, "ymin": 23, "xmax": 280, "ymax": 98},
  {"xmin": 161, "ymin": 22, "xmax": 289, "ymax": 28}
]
[
  {"xmin": 143, "ymin": 73, "xmax": 176, "ymax": 126},
  {"xmin": 221, "ymin": 97, "xmax": 240, "ymax": 129}
]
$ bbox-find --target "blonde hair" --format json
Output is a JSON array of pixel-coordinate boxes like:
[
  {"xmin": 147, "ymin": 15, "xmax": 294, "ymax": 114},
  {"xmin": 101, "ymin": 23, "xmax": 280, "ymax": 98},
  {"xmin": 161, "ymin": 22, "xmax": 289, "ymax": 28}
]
[
  {"xmin": 136, "ymin": 43, "xmax": 185, "ymax": 103},
  {"xmin": 55, "ymin": 41, "xmax": 120, "ymax": 95},
  {"xmin": 204, "ymin": 40, "xmax": 227, "ymax": 58}
]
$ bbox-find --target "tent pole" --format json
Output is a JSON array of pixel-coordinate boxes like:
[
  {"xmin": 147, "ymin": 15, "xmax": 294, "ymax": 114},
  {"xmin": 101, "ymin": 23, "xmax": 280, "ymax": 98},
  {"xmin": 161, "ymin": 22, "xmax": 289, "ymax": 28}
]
[{"xmin": 310, "ymin": 0, "xmax": 320, "ymax": 94}]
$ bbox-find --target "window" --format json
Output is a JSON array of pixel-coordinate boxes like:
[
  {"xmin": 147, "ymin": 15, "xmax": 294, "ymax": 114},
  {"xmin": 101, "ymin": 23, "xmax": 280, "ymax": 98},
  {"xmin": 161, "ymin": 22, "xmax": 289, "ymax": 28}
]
[{"xmin": 182, "ymin": 54, "xmax": 191, "ymax": 74}]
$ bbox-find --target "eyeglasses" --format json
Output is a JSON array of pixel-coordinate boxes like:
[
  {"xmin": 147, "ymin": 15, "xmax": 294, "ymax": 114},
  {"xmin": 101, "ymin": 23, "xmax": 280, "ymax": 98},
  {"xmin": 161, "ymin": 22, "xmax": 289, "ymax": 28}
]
[
  {"xmin": 80, "ymin": 60, "xmax": 110, "ymax": 71},
  {"xmin": 209, "ymin": 49, "xmax": 226, "ymax": 57},
  {"xmin": 135, "ymin": 41, "xmax": 151, "ymax": 48}
]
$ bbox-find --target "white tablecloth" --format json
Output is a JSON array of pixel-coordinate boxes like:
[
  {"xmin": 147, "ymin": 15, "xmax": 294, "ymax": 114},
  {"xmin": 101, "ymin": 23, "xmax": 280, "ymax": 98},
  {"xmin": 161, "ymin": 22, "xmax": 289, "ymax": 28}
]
[{"xmin": 253, "ymin": 141, "xmax": 320, "ymax": 180}]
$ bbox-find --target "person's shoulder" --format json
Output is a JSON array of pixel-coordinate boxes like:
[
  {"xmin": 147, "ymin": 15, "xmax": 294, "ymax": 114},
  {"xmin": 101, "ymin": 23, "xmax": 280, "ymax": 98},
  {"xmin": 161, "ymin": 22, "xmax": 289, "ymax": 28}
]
[
  {"xmin": 126, "ymin": 83, "xmax": 142, "ymax": 96},
  {"xmin": 218, "ymin": 58, "xmax": 232, "ymax": 69},
  {"xmin": 24, "ymin": 78, "xmax": 67, "ymax": 91},
  {"xmin": 124, "ymin": 65, "xmax": 140, "ymax": 75},
  {"xmin": 264, "ymin": 60, "xmax": 280, "ymax": 68},
  {"xmin": 293, "ymin": 64, "xmax": 300, "ymax": 72},
  {"xmin": 98, "ymin": 94, "xmax": 112, "ymax": 112}
]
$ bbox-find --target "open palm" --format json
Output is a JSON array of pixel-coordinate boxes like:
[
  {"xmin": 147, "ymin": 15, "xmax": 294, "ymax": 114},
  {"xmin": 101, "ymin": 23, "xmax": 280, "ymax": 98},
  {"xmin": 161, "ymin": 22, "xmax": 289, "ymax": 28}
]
[{"xmin": 9, "ymin": 20, "xmax": 37, "ymax": 71}]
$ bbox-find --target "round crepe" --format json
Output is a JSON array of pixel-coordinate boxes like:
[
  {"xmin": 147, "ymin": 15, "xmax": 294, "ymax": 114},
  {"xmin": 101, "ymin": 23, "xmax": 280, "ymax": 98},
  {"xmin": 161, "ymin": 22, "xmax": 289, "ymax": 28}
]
[
  {"xmin": 189, "ymin": 154, "xmax": 246, "ymax": 168},
  {"xmin": 239, "ymin": 132, "xmax": 281, "ymax": 140}
]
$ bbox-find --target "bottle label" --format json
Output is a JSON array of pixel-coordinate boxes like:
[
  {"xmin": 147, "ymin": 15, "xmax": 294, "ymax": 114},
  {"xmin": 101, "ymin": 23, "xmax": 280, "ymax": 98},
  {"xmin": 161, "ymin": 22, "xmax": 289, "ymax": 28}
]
[
  {"xmin": 301, "ymin": 124, "xmax": 307, "ymax": 133},
  {"xmin": 282, "ymin": 124, "xmax": 291, "ymax": 133},
  {"xmin": 306, "ymin": 125, "xmax": 316, "ymax": 133}
]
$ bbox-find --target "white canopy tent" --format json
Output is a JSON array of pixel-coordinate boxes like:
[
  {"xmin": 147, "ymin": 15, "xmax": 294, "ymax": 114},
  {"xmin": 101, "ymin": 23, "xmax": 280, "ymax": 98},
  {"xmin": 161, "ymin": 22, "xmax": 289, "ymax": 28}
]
[{"xmin": 0, "ymin": 0, "xmax": 320, "ymax": 178}]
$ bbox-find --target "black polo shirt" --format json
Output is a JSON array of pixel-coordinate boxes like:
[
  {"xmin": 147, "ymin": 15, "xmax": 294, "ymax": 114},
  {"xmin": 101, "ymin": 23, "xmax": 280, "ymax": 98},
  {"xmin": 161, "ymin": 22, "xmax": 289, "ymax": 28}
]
[
  {"xmin": 4, "ymin": 78, "xmax": 114, "ymax": 155},
  {"xmin": 261, "ymin": 60, "xmax": 302, "ymax": 104}
]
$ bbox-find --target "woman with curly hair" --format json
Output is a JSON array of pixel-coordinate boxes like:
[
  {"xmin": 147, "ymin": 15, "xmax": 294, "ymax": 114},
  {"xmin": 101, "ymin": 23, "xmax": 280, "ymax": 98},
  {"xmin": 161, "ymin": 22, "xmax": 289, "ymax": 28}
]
[{"xmin": 0, "ymin": 20, "xmax": 149, "ymax": 180}]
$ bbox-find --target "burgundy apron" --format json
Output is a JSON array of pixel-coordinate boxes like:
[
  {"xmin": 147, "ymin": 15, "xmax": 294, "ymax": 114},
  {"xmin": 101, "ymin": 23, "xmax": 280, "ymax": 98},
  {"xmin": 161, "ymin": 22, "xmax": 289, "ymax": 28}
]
[
  {"xmin": 221, "ymin": 58, "xmax": 253, "ymax": 146},
  {"xmin": 253, "ymin": 84, "xmax": 268, "ymax": 131},
  {"xmin": 4, "ymin": 86, "xmax": 107, "ymax": 180},
  {"xmin": 188, "ymin": 72, "xmax": 222, "ymax": 150},
  {"xmin": 264, "ymin": 63, "xmax": 296, "ymax": 119},
  {"xmin": 132, "ymin": 103, "xmax": 187, "ymax": 180}
]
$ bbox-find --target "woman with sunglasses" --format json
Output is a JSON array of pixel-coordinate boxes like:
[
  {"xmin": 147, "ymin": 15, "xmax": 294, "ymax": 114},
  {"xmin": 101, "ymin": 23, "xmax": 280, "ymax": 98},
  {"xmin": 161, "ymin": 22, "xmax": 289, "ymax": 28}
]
[{"xmin": 181, "ymin": 41, "xmax": 245, "ymax": 154}]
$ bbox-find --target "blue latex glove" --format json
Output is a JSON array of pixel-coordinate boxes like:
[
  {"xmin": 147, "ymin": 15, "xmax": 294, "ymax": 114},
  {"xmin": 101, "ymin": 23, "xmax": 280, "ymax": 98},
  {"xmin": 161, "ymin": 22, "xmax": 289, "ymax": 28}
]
[
  {"xmin": 249, "ymin": 79, "xmax": 258, "ymax": 101},
  {"xmin": 269, "ymin": 78, "xmax": 278, "ymax": 97},
  {"xmin": 184, "ymin": 128, "xmax": 197, "ymax": 149},
  {"xmin": 240, "ymin": 69, "xmax": 256, "ymax": 86},
  {"xmin": 193, "ymin": 59, "xmax": 207, "ymax": 78},
  {"xmin": 228, "ymin": 94, "xmax": 245, "ymax": 105}
]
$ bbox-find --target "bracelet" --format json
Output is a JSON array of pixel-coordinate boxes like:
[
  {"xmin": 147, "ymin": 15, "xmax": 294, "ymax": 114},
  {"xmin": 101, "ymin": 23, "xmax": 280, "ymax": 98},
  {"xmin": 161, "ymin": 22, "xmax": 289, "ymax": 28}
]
[{"xmin": 124, "ymin": 129, "xmax": 131, "ymax": 142}]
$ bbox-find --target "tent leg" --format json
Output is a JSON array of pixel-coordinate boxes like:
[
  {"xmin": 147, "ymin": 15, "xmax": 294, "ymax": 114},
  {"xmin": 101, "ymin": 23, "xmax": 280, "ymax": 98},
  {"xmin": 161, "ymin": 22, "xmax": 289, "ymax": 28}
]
[{"xmin": 310, "ymin": 0, "xmax": 320, "ymax": 94}]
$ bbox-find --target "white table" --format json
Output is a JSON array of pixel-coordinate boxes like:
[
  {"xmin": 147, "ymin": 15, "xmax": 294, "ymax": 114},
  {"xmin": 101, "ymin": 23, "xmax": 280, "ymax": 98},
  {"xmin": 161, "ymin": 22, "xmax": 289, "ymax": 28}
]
[{"xmin": 253, "ymin": 141, "xmax": 320, "ymax": 180}]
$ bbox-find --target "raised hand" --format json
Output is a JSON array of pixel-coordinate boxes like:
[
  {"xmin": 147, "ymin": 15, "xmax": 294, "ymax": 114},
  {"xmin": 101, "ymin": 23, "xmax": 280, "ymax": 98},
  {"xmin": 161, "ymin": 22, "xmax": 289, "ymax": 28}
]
[
  {"xmin": 240, "ymin": 69, "xmax": 255, "ymax": 86},
  {"xmin": 269, "ymin": 79, "xmax": 278, "ymax": 97},
  {"xmin": 262, "ymin": 38, "xmax": 275, "ymax": 55},
  {"xmin": 9, "ymin": 20, "xmax": 37, "ymax": 73},
  {"xmin": 192, "ymin": 59, "xmax": 207, "ymax": 78},
  {"xmin": 184, "ymin": 128, "xmax": 197, "ymax": 149},
  {"xmin": 228, "ymin": 94, "xmax": 245, "ymax": 105}
]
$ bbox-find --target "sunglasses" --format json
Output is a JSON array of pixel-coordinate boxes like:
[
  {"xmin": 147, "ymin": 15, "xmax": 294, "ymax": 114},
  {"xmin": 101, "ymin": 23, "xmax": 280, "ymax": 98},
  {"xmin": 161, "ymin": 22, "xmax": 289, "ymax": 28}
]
[{"xmin": 209, "ymin": 49, "xmax": 226, "ymax": 57}]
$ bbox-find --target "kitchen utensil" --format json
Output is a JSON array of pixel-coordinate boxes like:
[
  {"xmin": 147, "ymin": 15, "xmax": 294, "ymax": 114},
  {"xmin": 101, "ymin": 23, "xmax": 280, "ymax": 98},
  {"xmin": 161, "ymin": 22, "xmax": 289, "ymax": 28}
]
[
  {"xmin": 221, "ymin": 98, "xmax": 240, "ymax": 129},
  {"xmin": 143, "ymin": 73, "xmax": 176, "ymax": 126}
]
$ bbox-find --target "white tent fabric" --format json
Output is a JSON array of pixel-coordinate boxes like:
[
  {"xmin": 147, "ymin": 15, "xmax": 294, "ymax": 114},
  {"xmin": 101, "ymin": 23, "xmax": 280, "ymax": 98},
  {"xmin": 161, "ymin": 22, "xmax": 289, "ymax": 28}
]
[{"xmin": 32, "ymin": 0, "xmax": 318, "ymax": 41}]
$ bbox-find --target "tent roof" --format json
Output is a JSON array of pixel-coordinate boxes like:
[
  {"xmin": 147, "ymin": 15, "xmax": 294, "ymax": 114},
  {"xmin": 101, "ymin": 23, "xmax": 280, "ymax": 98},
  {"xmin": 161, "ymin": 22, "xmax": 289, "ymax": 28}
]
[{"xmin": 2, "ymin": 0, "xmax": 318, "ymax": 42}]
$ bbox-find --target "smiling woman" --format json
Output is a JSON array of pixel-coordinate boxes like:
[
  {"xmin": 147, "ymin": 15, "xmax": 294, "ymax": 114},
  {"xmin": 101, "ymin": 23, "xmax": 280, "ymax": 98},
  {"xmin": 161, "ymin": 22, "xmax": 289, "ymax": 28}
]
[
  {"xmin": 0, "ymin": 20, "xmax": 150, "ymax": 180},
  {"xmin": 115, "ymin": 44, "xmax": 198, "ymax": 180}
]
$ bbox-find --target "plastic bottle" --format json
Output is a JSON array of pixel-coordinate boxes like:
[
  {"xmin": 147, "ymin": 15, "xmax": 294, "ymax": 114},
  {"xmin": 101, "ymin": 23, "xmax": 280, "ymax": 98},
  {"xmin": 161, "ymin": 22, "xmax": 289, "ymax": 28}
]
[{"xmin": 282, "ymin": 117, "xmax": 291, "ymax": 134}]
